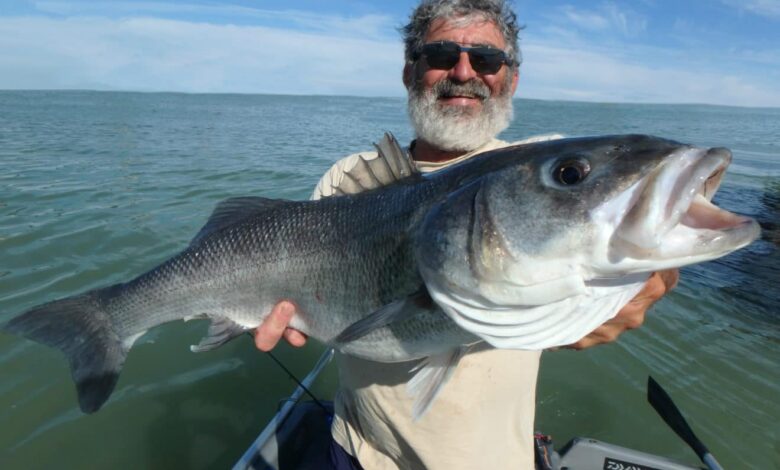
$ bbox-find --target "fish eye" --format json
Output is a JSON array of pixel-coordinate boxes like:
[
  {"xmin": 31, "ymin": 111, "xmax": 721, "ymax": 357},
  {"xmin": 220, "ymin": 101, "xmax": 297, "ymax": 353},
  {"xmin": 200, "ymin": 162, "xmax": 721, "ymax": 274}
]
[{"xmin": 554, "ymin": 160, "xmax": 590, "ymax": 185}]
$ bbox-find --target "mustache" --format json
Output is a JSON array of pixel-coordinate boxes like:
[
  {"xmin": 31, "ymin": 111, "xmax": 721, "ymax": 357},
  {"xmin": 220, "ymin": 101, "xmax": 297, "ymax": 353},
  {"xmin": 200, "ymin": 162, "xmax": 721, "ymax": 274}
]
[{"xmin": 431, "ymin": 79, "xmax": 491, "ymax": 100}]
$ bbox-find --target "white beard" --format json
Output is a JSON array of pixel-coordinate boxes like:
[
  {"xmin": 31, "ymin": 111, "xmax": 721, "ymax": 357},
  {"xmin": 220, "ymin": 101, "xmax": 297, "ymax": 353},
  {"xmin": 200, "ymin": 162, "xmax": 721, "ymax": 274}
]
[{"xmin": 408, "ymin": 78, "xmax": 514, "ymax": 152}]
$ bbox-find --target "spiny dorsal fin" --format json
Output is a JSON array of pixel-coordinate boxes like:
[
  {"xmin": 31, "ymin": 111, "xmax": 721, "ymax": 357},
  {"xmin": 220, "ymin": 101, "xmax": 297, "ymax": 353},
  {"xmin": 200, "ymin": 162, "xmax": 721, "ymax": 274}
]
[
  {"xmin": 191, "ymin": 196, "xmax": 289, "ymax": 246},
  {"xmin": 329, "ymin": 132, "xmax": 418, "ymax": 196},
  {"xmin": 374, "ymin": 132, "xmax": 415, "ymax": 180}
]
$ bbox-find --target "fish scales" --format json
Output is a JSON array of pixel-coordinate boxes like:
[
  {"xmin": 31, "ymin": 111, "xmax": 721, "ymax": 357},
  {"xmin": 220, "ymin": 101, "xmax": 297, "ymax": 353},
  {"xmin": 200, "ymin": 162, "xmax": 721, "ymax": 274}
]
[
  {"xmin": 1, "ymin": 134, "xmax": 760, "ymax": 414},
  {"xmin": 86, "ymin": 167, "xmax": 470, "ymax": 360}
]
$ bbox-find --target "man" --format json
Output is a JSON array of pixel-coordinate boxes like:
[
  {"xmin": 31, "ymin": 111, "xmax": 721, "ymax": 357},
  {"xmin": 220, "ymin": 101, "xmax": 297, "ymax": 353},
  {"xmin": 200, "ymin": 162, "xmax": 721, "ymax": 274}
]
[{"xmin": 256, "ymin": 1, "xmax": 678, "ymax": 469}]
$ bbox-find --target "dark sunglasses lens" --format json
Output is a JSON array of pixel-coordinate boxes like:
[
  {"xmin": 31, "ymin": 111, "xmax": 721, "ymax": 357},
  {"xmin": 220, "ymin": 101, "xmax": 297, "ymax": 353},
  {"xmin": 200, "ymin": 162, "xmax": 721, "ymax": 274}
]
[
  {"xmin": 469, "ymin": 48, "xmax": 505, "ymax": 74},
  {"xmin": 422, "ymin": 42, "xmax": 507, "ymax": 74},
  {"xmin": 422, "ymin": 43, "xmax": 460, "ymax": 69}
]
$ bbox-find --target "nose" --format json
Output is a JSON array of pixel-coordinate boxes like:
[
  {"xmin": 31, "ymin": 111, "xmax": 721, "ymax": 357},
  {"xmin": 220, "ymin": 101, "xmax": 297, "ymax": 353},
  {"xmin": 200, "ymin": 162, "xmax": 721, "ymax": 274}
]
[{"xmin": 448, "ymin": 51, "xmax": 478, "ymax": 83}]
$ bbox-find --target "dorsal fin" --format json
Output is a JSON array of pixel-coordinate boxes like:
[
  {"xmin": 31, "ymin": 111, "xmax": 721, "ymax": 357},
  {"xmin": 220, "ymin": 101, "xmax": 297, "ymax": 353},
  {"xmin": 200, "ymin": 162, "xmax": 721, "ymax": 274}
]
[
  {"xmin": 191, "ymin": 196, "xmax": 289, "ymax": 246},
  {"xmin": 328, "ymin": 132, "xmax": 418, "ymax": 196},
  {"xmin": 373, "ymin": 132, "xmax": 416, "ymax": 180}
]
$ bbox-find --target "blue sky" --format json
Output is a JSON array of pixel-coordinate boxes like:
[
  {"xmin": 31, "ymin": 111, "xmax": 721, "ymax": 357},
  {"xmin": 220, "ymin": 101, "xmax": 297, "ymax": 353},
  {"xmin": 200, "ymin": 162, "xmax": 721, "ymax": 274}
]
[{"xmin": 1, "ymin": 0, "xmax": 779, "ymax": 107}]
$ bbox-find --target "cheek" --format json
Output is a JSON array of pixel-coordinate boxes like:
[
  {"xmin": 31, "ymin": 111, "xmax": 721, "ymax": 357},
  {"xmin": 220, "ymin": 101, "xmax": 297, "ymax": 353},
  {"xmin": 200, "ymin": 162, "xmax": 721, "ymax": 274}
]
[
  {"xmin": 417, "ymin": 66, "xmax": 509, "ymax": 95},
  {"xmin": 420, "ymin": 68, "xmax": 449, "ymax": 88},
  {"xmin": 483, "ymin": 73, "xmax": 508, "ymax": 96}
]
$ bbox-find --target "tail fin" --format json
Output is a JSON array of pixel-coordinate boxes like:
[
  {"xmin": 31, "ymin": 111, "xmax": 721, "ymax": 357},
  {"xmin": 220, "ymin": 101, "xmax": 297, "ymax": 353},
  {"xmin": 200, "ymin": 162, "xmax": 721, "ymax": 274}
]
[{"xmin": 2, "ymin": 292, "xmax": 127, "ymax": 413}]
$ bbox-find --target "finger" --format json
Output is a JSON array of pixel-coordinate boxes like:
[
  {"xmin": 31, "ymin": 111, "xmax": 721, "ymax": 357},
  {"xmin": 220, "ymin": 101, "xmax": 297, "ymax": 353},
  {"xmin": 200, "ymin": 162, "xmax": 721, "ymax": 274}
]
[
  {"xmin": 566, "ymin": 303, "xmax": 645, "ymax": 350},
  {"xmin": 254, "ymin": 301, "xmax": 296, "ymax": 352},
  {"xmin": 658, "ymin": 268, "xmax": 680, "ymax": 291},
  {"xmin": 629, "ymin": 273, "xmax": 664, "ymax": 304},
  {"xmin": 566, "ymin": 327, "xmax": 619, "ymax": 350},
  {"xmin": 611, "ymin": 304, "xmax": 646, "ymax": 330},
  {"xmin": 631, "ymin": 269, "xmax": 678, "ymax": 304},
  {"xmin": 563, "ymin": 269, "xmax": 680, "ymax": 351},
  {"xmin": 282, "ymin": 328, "xmax": 308, "ymax": 348}
]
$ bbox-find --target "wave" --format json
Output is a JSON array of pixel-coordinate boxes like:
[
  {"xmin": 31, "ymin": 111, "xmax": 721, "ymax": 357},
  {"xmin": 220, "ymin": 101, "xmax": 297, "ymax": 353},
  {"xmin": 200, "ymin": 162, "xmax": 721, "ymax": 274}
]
[{"xmin": 727, "ymin": 163, "xmax": 780, "ymax": 179}]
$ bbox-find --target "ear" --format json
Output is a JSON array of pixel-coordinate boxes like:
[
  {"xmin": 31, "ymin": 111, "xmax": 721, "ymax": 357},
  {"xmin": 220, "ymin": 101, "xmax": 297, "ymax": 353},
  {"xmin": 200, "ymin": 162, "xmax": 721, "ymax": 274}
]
[
  {"xmin": 510, "ymin": 67, "xmax": 519, "ymax": 94},
  {"xmin": 403, "ymin": 63, "xmax": 414, "ymax": 90}
]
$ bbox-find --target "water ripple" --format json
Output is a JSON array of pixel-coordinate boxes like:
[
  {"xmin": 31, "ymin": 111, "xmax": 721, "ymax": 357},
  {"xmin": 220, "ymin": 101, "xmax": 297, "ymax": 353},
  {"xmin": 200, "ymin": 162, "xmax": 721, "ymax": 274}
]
[{"xmin": 1, "ymin": 91, "xmax": 778, "ymax": 469}]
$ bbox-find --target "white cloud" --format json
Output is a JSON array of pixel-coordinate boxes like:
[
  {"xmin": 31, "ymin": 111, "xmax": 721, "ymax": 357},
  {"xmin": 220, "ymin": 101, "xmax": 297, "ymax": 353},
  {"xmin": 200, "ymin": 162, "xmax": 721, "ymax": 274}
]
[
  {"xmin": 553, "ymin": 3, "xmax": 647, "ymax": 37},
  {"xmin": 33, "ymin": 1, "xmax": 398, "ymax": 40},
  {"xmin": 558, "ymin": 5, "xmax": 610, "ymax": 31},
  {"xmin": 602, "ymin": 2, "xmax": 647, "ymax": 36},
  {"xmin": 518, "ymin": 41, "xmax": 780, "ymax": 107},
  {"xmin": 0, "ymin": 16, "xmax": 405, "ymax": 95},
  {"xmin": 720, "ymin": 0, "xmax": 780, "ymax": 18},
  {"xmin": 0, "ymin": 8, "xmax": 777, "ymax": 107},
  {"xmin": 34, "ymin": 0, "xmax": 207, "ymax": 15}
]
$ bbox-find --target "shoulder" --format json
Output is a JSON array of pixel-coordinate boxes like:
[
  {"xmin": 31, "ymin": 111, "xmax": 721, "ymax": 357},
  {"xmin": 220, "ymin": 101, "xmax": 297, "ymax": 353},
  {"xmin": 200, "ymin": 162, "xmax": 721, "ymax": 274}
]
[
  {"xmin": 421, "ymin": 133, "xmax": 566, "ymax": 170},
  {"xmin": 311, "ymin": 150, "xmax": 378, "ymax": 200}
]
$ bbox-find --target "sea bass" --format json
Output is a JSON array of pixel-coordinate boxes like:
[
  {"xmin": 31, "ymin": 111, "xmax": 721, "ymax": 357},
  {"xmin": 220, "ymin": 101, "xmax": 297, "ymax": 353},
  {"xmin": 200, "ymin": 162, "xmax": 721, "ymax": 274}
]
[{"xmin": 1, "ymin": 134, "xmax": 760, "ymax": 416}]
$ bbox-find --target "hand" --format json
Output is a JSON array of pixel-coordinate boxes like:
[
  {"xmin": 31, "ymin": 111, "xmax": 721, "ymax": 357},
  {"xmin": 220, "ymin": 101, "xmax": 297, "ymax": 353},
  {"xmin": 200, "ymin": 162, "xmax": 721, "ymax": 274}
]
[
  {"xmin": 565, "ymin": 269, "xmax": 679, "ymax": 350},
  {"xmin": 253, "ymin": 300, "xmax": 308, "ymax": 351}
]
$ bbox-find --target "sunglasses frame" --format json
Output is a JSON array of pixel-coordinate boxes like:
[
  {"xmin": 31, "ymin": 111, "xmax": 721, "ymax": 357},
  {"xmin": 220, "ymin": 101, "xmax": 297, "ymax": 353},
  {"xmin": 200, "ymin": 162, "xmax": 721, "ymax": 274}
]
[{"xmin": 413, "ymin": 40, "xmax": 514, "ymax": 74}]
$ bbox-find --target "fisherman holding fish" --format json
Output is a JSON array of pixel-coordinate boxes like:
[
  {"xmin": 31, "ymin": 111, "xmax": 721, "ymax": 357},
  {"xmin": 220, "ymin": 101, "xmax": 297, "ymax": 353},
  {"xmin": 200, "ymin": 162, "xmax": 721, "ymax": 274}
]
[
  {"xmin": 4, "ymin": 1, "xmax": 762, "ymax": 467},
  {"xmin": 254, "ymin": 1, "xmax": 679, "ymax": 469}
]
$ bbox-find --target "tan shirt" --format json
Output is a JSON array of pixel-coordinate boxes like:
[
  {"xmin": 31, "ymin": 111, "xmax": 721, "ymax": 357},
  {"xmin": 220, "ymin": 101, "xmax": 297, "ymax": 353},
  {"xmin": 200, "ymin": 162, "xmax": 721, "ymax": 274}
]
[{"xmin": 313, "ymin": 135, "xmax": 563, "ymax": 470}]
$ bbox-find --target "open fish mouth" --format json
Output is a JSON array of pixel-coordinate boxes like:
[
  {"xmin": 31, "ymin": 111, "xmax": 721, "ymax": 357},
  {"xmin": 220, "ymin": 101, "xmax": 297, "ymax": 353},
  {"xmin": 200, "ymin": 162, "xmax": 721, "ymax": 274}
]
[{"xmin": 612, "ymin": 146, "xmax": 760, "ymax": 264}]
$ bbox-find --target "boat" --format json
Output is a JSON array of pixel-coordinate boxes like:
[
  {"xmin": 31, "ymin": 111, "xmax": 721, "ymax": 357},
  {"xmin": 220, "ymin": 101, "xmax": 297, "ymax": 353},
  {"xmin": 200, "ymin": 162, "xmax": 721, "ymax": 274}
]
[{"xmin": 233, "ymin": 350, "xmax": 716, "ymax": 470}]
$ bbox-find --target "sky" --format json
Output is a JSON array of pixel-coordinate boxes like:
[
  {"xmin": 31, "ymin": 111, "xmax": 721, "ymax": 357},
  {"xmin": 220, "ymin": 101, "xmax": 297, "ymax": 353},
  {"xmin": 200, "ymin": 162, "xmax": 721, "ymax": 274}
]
[{"xmin": 0, "ymin": 0, "xmax": 779, "ymax": 107}]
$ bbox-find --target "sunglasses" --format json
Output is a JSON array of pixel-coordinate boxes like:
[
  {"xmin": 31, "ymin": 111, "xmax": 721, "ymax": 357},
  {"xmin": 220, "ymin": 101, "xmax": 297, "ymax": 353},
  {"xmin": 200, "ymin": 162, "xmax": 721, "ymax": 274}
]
[{"xmin": 415, "ymin": 41, "xmax": 513, "ymax": 74}]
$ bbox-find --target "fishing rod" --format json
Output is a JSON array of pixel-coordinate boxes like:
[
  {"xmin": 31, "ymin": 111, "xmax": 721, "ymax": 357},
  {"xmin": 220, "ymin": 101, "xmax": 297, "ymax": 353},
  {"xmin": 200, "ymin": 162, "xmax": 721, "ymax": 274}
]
[
  {"xmin": 647, "ymin": 376, "xmax": 724, "ymax": 470},
  {"xmin": 265, "ymin": 349, "xmax": 331, "ymax": 414}
]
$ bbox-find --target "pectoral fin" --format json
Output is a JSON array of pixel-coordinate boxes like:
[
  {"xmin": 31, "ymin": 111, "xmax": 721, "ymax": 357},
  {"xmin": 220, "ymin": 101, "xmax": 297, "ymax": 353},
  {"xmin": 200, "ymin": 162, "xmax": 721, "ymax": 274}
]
[
  {"xmin": 334, "ymin": 288, "xmax": 433, "ymax": 343},
  {"xmin": 190, "ymin": 316, "xmax": 249, "ymax": 352},
  {"xmin": 407, "ymin": 347, "xmax": 469, "ymax": 420}
]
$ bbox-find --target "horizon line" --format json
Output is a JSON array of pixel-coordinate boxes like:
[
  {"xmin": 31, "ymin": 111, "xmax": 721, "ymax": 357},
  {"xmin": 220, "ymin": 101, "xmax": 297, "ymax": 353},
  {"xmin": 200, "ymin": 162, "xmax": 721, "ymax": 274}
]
[{"xmin": 2, "ymin": 88, "xmax": 779, "ymax": 111}]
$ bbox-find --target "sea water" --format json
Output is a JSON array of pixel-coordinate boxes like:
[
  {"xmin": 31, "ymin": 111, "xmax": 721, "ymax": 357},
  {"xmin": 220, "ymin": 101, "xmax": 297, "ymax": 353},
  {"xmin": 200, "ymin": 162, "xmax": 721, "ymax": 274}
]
[{"xmin": 0, "ymin": 91, "xmax": 777, "ymax": 468}]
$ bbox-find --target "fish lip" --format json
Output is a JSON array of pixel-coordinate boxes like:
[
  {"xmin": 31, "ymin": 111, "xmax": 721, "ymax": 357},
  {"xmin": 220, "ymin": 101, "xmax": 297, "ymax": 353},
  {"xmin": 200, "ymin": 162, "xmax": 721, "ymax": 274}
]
[
  {"xmin": 611, "ymin": 146, "xmax": 760, "ymax": 263},
  {"xmin": 616, "ymin": 147, "xmax": 729, "ymax": 245},
  {"xmin": 697, "ymin": 147, "xmax": 729, "ymax": 199},
  {"xmin": 670, "ymin": 147, "xmax": 732, "ymax": 226},
  {"xmin": 660, "ymin": 147, "xmax": 760, "ymax": 240}
]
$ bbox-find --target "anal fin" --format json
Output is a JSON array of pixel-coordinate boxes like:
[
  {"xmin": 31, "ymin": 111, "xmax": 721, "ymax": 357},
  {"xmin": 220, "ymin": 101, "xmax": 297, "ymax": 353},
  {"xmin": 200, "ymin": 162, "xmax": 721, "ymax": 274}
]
[{"xmin": 190, "ymin": 316, "xmax": 249, "ymax": 352}]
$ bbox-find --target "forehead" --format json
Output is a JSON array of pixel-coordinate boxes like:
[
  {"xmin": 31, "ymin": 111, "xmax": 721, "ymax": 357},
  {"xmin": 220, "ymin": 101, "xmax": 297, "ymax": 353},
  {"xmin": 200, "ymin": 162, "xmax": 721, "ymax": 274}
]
[{"xmin": 424, "ymin": 16, "xmax": 506, "ymax": 48}]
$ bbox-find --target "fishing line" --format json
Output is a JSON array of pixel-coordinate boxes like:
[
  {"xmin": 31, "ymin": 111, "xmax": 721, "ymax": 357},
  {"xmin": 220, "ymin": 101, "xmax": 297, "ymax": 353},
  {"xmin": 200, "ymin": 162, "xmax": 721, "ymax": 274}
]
[{"xmin": 265, "ymin": 350, "xmax": 330, "ymax": 414}]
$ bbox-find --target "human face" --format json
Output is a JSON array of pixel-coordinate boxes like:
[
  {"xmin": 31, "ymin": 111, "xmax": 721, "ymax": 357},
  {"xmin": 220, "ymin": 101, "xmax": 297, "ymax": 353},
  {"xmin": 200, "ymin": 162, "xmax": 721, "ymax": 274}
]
[
  {"xmin": 405, "ymin": 17, "xmax": 519, "ymax": 152},
  {"xmin": 404, "ymin": 17, "xmax": 518, "ymax": 111}
]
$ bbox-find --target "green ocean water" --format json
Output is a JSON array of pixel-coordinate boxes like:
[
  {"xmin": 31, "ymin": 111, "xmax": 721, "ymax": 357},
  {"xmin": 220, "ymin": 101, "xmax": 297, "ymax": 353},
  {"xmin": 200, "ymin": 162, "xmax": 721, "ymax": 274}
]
[{"xmin": 0, "ymin": 91, "xmax": 778, "ymax": 468}]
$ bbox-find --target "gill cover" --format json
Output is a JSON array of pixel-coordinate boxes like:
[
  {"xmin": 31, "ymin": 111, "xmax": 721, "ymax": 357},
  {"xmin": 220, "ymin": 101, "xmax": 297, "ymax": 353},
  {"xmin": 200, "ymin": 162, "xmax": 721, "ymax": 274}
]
[{"xmin": 415, "ymin": 176, "xmax": 649, "ymax": 350}]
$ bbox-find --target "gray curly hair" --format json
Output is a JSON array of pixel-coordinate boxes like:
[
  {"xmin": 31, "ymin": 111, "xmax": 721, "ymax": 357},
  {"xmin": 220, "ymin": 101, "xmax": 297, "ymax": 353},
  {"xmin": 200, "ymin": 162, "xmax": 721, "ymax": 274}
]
[{"xmin": 401, "ymin": 0, "xmax": 522, "ymax": 67}]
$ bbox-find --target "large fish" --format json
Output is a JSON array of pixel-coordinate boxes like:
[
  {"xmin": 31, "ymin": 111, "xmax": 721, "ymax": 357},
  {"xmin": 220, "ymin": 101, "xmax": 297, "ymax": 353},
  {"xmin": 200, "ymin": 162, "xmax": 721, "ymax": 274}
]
[{"xmin": 1, "ymin": 134, "xmax": 760, "ymax": 417}]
